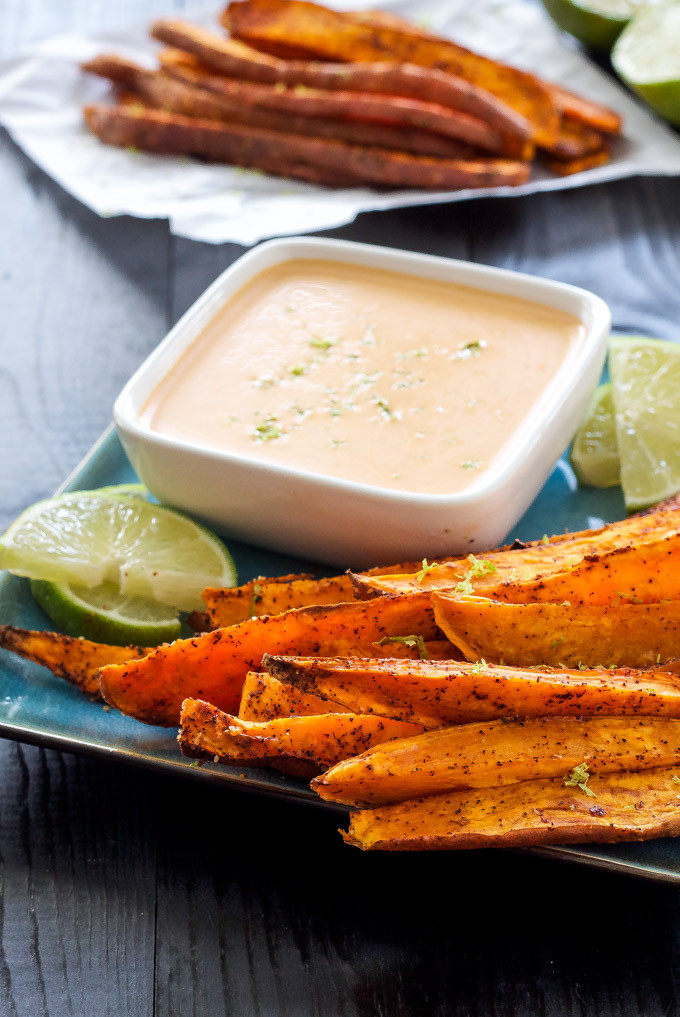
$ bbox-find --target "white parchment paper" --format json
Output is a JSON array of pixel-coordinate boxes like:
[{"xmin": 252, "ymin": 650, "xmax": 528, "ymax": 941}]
[{"xmin": 0, "ymin": 0, "xmax": 679, "ymax": 245}]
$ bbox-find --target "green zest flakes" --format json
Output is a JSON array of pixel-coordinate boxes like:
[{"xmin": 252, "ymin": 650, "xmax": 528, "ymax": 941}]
[
  {"xmin": 254, "ymin": 418, "xmax": 281, "ymax": 441},
  {"xmin": 564, "ymin": 761, "xmax": 597, "ymax": 798},
  {"xmin": 470, "ymin": 658, "xmax": 487, "ymax": 675},
  {"xmin": 309, "ymin": 335, "xmax": 333, "ymax": 350},
  {"xmin": 415, "ymin": 558, "xmax": 436, "ymax": 583},
  {"xmin": 454, "ymin": 554, "xmax": 497, "ymax": 595},
  {"xmin": 375, "ymin": 634, "xmax": 429, "ymax": 660}
]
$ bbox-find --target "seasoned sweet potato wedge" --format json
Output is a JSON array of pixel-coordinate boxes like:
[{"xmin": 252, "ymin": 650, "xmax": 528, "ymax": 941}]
[
  {"xmin": 264, "ymin": 655, "xmax": 680, "ymax": 726},
  {"xmin": 343, "ymin": 767, "xmax": 680, "ymax": 851},
  {"xmin": 84, "ymin": 103, "xmax": 529, "ymax": 191},
  {"xmin": 543, "ymin": 150, "xmax": 610, "ymax": 176},
  {"xmin": 312, "ymin": 715, "xmax": 680, "ymax": 807},
  {"xmin": 432, "ymin": 596, "xmax": 680, "ymax": 669},
  {"xmin": 179, "ymin": 697, "xmax": 422, "ymax": 767},
  {"xmin": 223, "ymin": 0, "xmax": 559, "ymax": 146},
  {"xmin": 84, "ymin": 104, "xmax": 363, "ymax": 186},
  {"xmin": 354, "ymin": 493, "xmax": 680, "ymax": 598},
  {"xmin": 485, "ymin": 536, "xmax": 680, "ymax": 606},
  {"xmin": 152, "ymin": 19, "xmax": 532, "ymax": 157},
  {"xmin": 99, "ymin": 593, "xmax": 440, "ymax": 726},
  {"xmin": 86, "ymin": 53, "xmax": 475, "ymax": 160},
  {"xmin": 203, "ymin": 574, "xmax": 356, "ymax": 627},
  {"xmin": 549, "ymin": 81, "xmax": 622, "ymax": 136},
  {"xmin": 238, "ymin": 670, "xmax": 345, "ymax": 720},
  {"xmin": 543, "ymin": 116, "xmax": 606, "ymax": 160},
  {"xmin": 157, "ymin": 48, "xmax": 510, "ymax": 153},
  {"xmin": 0, "ymin": 625, "xmax": 150, "ymax": 696}
]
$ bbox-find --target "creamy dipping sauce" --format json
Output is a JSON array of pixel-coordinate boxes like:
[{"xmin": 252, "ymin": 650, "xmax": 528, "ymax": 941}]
[{"xmin": 142, "ymin": 260, "xmax": 584, "ymax": 494}]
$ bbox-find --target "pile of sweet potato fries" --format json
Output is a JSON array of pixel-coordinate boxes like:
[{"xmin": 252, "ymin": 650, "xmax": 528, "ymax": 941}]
[
  {"xmin": 81, "ymin": 0, "xmax": 622, "ymax": 190},
  {"xmin": 5, "ymin": 494, "xmax": 680, "ymax": 852}
]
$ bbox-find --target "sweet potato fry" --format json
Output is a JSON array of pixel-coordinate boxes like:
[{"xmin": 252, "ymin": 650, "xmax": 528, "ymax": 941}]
[
  {"xmin": 152, "ymin": 19, "xmax": 532, "ymax": 157},
  {"xmin": 353, "ymin": 493, "xmax": 680, "ymax": 598},
  {"xmin": 0, "ymin": 625, "xmax": 149, "ymax": 696},
  {"xmin": 549, "ymin": 81, "xmax": 622, "ymax": 136},
  {"xmin": 84, "ymin": 103, "xmax": 530, "ymax": 191},
  {"xmin": 179, "ymin": 697, "xmax": 422, "ymax": 767},
  {"xmin": 489, "ymin": 536, "xmax": 680, "ymax": 606},
  {"xmin": 312, "ymin": 715, "xmax": 680, "ymax": 807},
  {"xmin": 543, "ymin": 150, "xmax": 611, "ymax": 176},
  {"xmin": 263, "ymin": 655, "xmax": 680, "ymax": 727},
  {"xmin": 203, "ymin": 574, "xmax": 357, "ymax": 627},
  {"xmin": 99, "ymin": 593, "xmax": 440, "ymax": 726},
  {"xmin": 238, "ymin": 670, "xmax": 345, "ymax": 720},
  {"xmin": 84, "ymin": 104, "xmax": 363, "ymax": 187},
  {"xmin": 156, "ymin": 48, "xmax": 510, "ymax": 154},
  {"xmin": 222, "ymin": 0, "xmax": 559, "ymax": 146},
  {"xmin": 87, "ymin": 53, "xmax": 476, "ymax": 160},
  {"xmin": 343, "ymin": 767, "xmax": 680, "ymax": 851},
  {"xmin": 432, "ymin": 595, "xmax": 680, "ymax": 669},
  {"xmin": 543, "ymin": 116, "xmax": 606, "ymax": 159}
]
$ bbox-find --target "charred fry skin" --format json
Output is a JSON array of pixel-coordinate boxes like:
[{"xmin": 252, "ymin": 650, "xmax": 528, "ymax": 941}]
[
  {"xmin": 543, "ymin": 150, "xmax": 611, "ymax": 176},
  {"xmin": 98, "ymin": 593, "xmax": 440, "ymax": 726},
  {"xmin": 263, "ymin": 655, "xmax": 680, "ymax": 727},
  {"xmin": 312, "ymin": 715, "xmax": 680, "ymax": 808},
  {"xmin": 343, "ymin": 767, "xmax": 680, "ymax": 851},
  {"xmin": 0, "ymin": 624, "xmax": 150, "ymax": 696},
  {"xmin": 178, "ymin": 697, "xmax": 422, "ymax": 768},
  {"xmin": 433, "ymin": 596, "xmax": 680, "ymax": 670}
]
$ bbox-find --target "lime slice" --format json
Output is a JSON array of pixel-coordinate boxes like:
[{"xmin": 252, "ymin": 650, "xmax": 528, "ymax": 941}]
[
  {"xmin": 30, "ymin": 579, "xmax": 181, "ymax": 646},
  {"xmin": 542, "ymin": 0, "xmax": 640, "ymax": 50},
  {"xmin": 569, "ymin": 382, "xmax": 621, "ymax": 487},
  {"xmin": 609, "ymin": 334, "xmax": 680, "ymax": 510},
  {"xmin": 0, "ymin": 490, "xmax": 236, "ymax": 612},
  {"xmin": 613, "ymin": 1, "xmax": 680, "ymax": 126}
]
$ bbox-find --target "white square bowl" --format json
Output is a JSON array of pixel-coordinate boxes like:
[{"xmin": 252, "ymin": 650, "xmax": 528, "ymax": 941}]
[{"xmin": 114, "ymin": 237, "xmax": 610, "ymax": 567}]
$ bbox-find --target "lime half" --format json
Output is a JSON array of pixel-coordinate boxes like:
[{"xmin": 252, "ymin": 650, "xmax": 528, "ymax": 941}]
[
  {"xmin": 613, "ymin": 1, "xmax": 680, "ymax": 126},
  {"xmin": 0, "ymin": 489, "xmax": 236, "ymax": 612},
  {"xmin": 570, "ymin": 382, "xmax": 621, "ymax": 487},
  {"xmin": 609, "ymin": 335, "xmax": 680, "ymax": 510},
  {"xmin": 542, "ymin": 0, "xmax": 640, "ymax": 50},
  {"xmin": 30, "ymin": 579, "xmax": 181, "ymax": 646}
]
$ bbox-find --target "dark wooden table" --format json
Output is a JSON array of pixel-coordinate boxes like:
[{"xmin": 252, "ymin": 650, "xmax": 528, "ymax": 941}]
[{"xmin": 3, "ymin": 3, "xmax": 680, "ymax": 1015}]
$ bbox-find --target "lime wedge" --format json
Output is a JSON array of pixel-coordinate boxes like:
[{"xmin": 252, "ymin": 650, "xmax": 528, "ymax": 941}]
[
  {"xmin": 569, "ymin": 382, "xmax": 621, "ymax": 487},
  {"xmin": 609, "ymin": 335, "xmax": 680, "ymax": 510},
  {"xmin": 542, "ymin": 0, "xmax": 640, "ymax": 50},
  {"xmin": 30, "ymin": 579, "xmax": 181, "ymax": 646},
  {"xmin": 613, "ymin": 1, "xmax": 680, "ymax": 126},
  {"xmin": 0, "ymin": 490, "xmax": 236, "ymax": 612}
]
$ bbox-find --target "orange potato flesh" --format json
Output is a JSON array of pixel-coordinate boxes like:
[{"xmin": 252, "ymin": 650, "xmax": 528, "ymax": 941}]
[
  {"xmin": 0, "ymin": 625, "xmax": 150, "ymax": 696},
  {"xmin": 238, "ymin": 670, "xmax": 345, "ymax": 720},
  {"xmin": 432, "ymin": 595, "xmax": 680, "ymax": 669},
  {"xmin": 99, "ymin": 593, "xmax": 439, "ymax": 726},
  {"xmin": 312, "ymin": 715, "xmax": 680, "ymax": 807},
  {"xmin": 223, "ymin": 0, "xmax": 559, "ymax": 146},
  {"xmin": 353, "ymin": 494, "xmax": 680, "ymax": 598},
  {"xmin": 178, "ymin": 697, "xmax": 422, "ymax": 767},
  {"xmin": 543, "ymin": 116, "xmax": 606, "ymax": 159},
  {"xmin": 343, "ymin": 767, "xmax": 680, "ymax": 851},
  {"xmin": 263, "ymin": 654, "xmax": 680, "ymax": 727}
]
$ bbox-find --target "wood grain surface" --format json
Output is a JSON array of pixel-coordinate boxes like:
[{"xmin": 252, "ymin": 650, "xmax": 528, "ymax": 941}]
[{"xmin": 2, "ymin": 2, "xmax": 680, "ymax": 1015}]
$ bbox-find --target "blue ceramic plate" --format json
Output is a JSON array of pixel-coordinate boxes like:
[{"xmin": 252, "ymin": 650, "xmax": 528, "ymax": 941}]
[{"xmin": 1, "ymin": 425, "xmax": 679, "ymax": 883}]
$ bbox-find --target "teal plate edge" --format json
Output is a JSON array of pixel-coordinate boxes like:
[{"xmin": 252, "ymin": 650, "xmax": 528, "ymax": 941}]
[{"xmin": 2, "ymin": 424, "xmax": 680, "ymax": 884}]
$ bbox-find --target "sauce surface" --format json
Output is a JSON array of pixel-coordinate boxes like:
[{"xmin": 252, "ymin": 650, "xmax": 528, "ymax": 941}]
[{"xmin": 142, "ymin": 260, "xmax": 583, "ymax": 494}]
